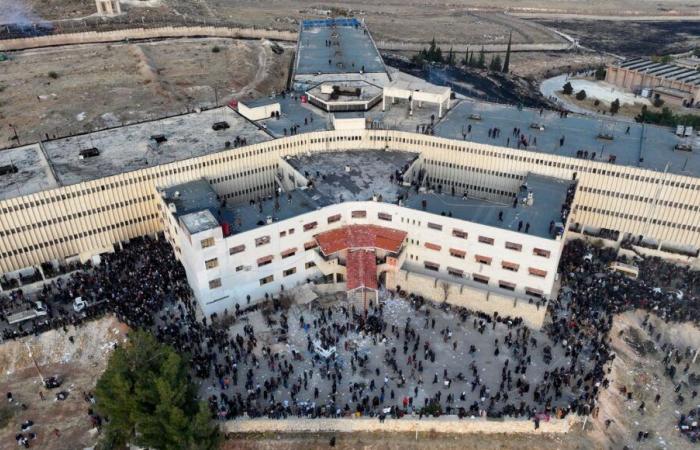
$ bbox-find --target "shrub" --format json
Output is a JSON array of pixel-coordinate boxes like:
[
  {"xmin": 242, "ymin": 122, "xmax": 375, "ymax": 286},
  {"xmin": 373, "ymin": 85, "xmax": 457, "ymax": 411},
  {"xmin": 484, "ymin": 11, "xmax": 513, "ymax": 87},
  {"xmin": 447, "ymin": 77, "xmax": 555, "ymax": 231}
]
[
  {"xmin": 212, "ymin": 46, "xmax": 221, "ymax": 53},
  {"xmin": 594, "ymin": 99, "xmax": 600, "ymax": 106},
  {"xmin": 575, "ymin": 89, "xmax": 587, "ymax": 101},
  {"xmin": 610, "ymin": 98, "xmax": 620, "ymax": 115},
  {"xmin": 562, "ymin": 81, "xmax": 573, "ymax": 95},
  {"xmin": 48, "ymin": 71, "xmax": 59, "ymax": 79},
  {"xmin": 652, "ymin": 97, "xmax": 665, "ymax": 108}
]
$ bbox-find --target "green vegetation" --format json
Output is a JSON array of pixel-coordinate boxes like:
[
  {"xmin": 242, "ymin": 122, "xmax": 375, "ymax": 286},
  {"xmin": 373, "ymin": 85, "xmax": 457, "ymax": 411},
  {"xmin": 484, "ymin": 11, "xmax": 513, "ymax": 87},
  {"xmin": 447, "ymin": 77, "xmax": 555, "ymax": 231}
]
[
  {"xmin": 48, "ymin": 71, "xmax": 59, "ymax": 79},
  {"xmin": 575, "ymin": 89, "xmax": 587, "ymax": 101},
  {"xmin": 594, "ymin": 67, "xmax": 606, "ymax": 81},
  {"xmin": 413, "ymin": 36, "xmax": 512, "ymax": 75},
  {"xmin": 502, "ymin": 32, "xmax": 511, "ymax": 74},
  {"xmin": 211, "ymin": 46, "xmax": 221, "ymax": 53},
  {"xmin": 489, "ymin": 54, "xmax": 502, "ymax": 72},
  {"xmin": 636, "ymin": 105, "xmax": 700, "ymax": 128},
  {"xmin": 95, "ymin": 330, "xmax": 220, "ymax": 450},
  {"xmin": 610, "ymin": 98, "xmax": 620, "ymax": 115},
  {"xmin": 0, "ymin": 404, "xmax": 15, "ymax": 430},
  {"xmin": 562, "ymin": 81, "xmax": 573, "ymax": 95}
]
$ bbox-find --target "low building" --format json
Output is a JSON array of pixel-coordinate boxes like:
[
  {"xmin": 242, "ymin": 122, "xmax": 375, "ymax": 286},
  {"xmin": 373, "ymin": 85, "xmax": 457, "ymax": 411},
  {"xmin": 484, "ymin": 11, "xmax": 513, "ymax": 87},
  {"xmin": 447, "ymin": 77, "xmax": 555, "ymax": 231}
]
[
  {"xmin": 237, "ymin": 98, "xmax": 281, "ymax": 121},
  {"xmin": 158, "ymin": 150, "xmax": 576, "ymax": 328},
  {"xmin": 606, "ymin": 58, "xmax": 700, "ymax": 107}
]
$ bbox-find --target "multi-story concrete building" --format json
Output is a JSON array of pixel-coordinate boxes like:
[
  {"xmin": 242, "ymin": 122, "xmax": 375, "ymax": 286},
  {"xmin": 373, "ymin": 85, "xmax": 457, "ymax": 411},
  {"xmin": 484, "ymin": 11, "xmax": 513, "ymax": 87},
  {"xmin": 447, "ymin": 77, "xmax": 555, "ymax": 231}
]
[
  {"xmin": 2, "ymin": 19, "xmax": 700, "ymax": 326},
  {"xmin": 157, "ymin": 150, "xmax": 573, "ymax": 327}
]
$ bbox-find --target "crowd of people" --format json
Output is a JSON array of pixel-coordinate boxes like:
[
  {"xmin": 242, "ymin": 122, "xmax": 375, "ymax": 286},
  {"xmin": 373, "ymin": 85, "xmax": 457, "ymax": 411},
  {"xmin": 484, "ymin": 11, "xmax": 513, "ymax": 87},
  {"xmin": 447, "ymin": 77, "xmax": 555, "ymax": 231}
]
[{"xmin": 0, "ymin": 235, "xmax": 699, "ymax": 444}]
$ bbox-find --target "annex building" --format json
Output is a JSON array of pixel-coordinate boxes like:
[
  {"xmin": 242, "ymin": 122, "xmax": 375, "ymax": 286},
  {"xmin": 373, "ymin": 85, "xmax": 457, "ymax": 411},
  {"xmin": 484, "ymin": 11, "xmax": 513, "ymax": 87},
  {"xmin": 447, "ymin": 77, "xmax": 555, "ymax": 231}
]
[{"xmin": 1, "ymin": 19, "xmax": 700, "ymax": 326}]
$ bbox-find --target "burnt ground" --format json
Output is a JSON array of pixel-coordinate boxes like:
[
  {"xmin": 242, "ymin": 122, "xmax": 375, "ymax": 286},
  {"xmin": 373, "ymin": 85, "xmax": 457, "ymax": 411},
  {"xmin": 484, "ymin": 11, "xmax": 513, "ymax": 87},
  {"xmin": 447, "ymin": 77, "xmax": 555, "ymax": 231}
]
[
  {"xmin": 383, "ymin": 54, "xmax": 556, "ymax": 109},
  {"xmin": 533, "ymin": 20, "xmax": 700, "ymax": 57}
]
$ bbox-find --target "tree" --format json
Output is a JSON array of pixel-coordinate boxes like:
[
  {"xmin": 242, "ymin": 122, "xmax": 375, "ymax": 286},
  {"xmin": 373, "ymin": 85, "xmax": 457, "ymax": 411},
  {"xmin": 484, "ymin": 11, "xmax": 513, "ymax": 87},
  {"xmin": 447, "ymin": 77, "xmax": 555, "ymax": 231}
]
[
  {"xmin": 575, "ymin": 89, "xmax": 587, "ymax": 100},
  {"xmin": 502, "ymin": 31, "xmax": 512, "ymax": 73},
  {"xmin": 447, "ymin": 46, "xmax": 454, "ymax": 66},
  {"xmin": 562, "ymin": 81, "xmax": 573, "ymax": 95},
  {"xmin": 477, "ymin": 46, "xmax": 485, "ymax": 69},
  {"xmin": 594, "ymin": 67, "xmax": 606, "ymax": 80},
  {"xmin": 489, "ymin": 54, "xmax": 503, "ymax": 72},
  {"xmin": 610, "ymin": 98, "xmax": 620, "ymax": 115},
  {"xmin": 95, "ymin": 330, "xmax": 220, "ymax": 450},
  {"xmin": 468, "ymin": 51, "xmax": 475, "ymax": 67},
  {"xmin": 462, "ymin": 48, "xmax": 469, "ymax": 65}
]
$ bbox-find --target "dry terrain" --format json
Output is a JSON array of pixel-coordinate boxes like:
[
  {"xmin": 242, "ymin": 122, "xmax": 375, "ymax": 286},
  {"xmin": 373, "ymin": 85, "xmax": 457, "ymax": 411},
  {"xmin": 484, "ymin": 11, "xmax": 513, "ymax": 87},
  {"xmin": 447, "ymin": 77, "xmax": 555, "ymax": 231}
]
[
  {"xmin": 588, "ymin": 311, "xmax": 700, "ymax": 450},
  {"xmin": 19, "ymin": 0, "xmax": 700, "ymax": 24},
  {"xmin": 0, "ymin": 37, "xmax": 292, "ymax": 147},
  {"xmin": 0, "ymin": 315, "xmax": 128, "ymax": 450}
]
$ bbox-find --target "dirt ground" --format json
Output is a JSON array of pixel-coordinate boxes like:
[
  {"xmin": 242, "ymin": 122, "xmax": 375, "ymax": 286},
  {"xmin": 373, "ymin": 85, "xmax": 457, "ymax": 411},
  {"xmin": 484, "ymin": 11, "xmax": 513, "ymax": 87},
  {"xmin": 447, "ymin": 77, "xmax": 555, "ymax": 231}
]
[
  {"xmin": 222, "ymin": 429, "xmax": 596, "ymax": 450},
  {"xmin": 21, "ymin": 0, "xmax": 700, "ymax": 23},
  {"xmin": 0, "ymin": 37, "xmax": 292, "ymax": 148},
  {"xmin": 535, "ymin": 19, "xmax": 700, "ymax": 56},
  {"xmin": 587, "ymin": 310, "xmax": 700, "ymax": 450},
  {"xmin": 0, "ymin": 315, "xmax": 128, "ymax": 450},
  {"xmin": 503, "ymin": 51, "xmax": 614, "ymax": 80}
]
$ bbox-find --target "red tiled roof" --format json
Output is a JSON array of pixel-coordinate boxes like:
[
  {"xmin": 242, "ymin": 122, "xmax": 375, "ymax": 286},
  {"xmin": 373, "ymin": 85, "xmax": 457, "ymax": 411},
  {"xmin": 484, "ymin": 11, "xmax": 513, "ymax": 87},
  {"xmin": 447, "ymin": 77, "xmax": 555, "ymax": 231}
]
[
  {"xmin": 346, "ymin": 250, "xmax": 378, "ymax": 291},
  {"xmin": 315, "ymin": 225, "xmax": 406, "ymax": 255}
]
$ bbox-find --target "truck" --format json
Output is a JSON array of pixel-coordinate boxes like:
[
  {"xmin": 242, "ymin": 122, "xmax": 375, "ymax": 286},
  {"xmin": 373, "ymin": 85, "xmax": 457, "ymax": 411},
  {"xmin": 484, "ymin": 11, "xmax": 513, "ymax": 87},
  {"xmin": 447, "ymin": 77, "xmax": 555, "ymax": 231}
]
[
  {"xmin": 73, "ymin": 297, "xmax": 108, "ymax": 313},
  {"xmin": 6, "ymin": 301, "xmax": 48, "ymax": 325}
]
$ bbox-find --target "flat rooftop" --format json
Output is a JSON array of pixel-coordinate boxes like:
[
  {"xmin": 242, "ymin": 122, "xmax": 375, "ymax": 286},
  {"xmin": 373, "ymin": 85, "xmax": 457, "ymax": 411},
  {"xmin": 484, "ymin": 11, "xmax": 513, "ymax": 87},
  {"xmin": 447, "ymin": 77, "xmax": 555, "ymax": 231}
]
[
  {"xmin": 307, "ymin": 80, "xmax": 383, "ymax": 103},
  {"xmin": 227, "ymin": 189, "xmax": 321, "ymax": 235},
  {"xmin": 41, "ymin": 107, "xmax": 272, "ymax": 186},
  {"xmin": 295, "ymin": 18, "xmax": 387, "ymax": 76},
  {"xmin": 403, "ymin": 172, "xmax": 574, "ymax": 240},
  {"xmin": 162, "ymin": 179, "xmax": 225, "ymax": 235},
  {"xmin": 433, "ymin": 100, "xmax": 700, "ymax": 177},
  {"xmin": 0, "ymin": 144, "xmax": 59, "ymax": 201},
  {"xmin": 286, "ymin": 150, "xmax": 418, "ymax": 205}
]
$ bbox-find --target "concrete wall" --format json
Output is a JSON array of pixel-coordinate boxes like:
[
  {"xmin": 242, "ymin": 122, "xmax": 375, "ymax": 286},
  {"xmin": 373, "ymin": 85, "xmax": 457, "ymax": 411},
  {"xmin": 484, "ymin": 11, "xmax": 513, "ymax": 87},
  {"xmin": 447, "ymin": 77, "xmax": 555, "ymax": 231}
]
[
  {"xmin": 0, "ymin": 26, "xmax": 297, "ymax": 51},
  {"xmin": 223, "ymin": 415, "xmax": 578, "ymax": 434},
  {"xmin": 388, "ymin": 270, "xmax": 547, "ymax": 329},
  {"xmin": 605, "ymin": 66, "xmax": 700, "ymax": 103}
]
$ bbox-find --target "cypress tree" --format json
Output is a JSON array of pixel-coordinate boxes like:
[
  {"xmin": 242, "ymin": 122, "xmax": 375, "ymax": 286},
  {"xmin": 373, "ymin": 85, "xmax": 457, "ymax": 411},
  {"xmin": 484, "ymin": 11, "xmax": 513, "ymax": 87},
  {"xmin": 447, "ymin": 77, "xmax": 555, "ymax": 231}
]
[{"xmin": 502, "ymin": 31, "xmax": 512, "ymax": 73}]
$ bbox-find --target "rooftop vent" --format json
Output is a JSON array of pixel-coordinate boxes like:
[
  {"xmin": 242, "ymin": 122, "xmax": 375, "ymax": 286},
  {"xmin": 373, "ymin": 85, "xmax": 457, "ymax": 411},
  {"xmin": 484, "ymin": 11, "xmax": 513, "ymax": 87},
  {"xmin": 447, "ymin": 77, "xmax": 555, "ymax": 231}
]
[
  {"xmin": 530, "ymin": 123, "xmax": 545, "ymax": 131},
  {"xmin": 168, "ymin": 203, "xmax": 177, "ymax": 214},
  {"xmin": 78, "ymin": 147, "xmax": 100, "ymax": 159},
  {"xmin": 0, "ymin": 164, "xmax": 18, "ymax": 176},
  {"xmin": 345, "ymin": 165, "xmax": 351, "ymax": 173},
  {"xmin": 266, "ymin": 216, "xmax": 273, "ymax": 225}
]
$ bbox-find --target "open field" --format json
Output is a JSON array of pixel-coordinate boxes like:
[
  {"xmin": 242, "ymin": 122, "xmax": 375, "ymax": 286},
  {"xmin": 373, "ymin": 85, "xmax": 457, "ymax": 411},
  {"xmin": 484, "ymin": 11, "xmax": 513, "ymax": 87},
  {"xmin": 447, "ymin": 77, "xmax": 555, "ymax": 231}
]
[
  {"xmin": 0, "ymin": 37, "xmax": 292, "ymax": 148},
  {"xmin": 19, "ymin": 0, "xmax": 700, "ymax": 23},
  {"xmin": 535, "ymin": 19, "xmax": 700, "ymax": 56},
  {"xmin": 0, "ymin": 316, "xmax": 128, "ymax": 450}
]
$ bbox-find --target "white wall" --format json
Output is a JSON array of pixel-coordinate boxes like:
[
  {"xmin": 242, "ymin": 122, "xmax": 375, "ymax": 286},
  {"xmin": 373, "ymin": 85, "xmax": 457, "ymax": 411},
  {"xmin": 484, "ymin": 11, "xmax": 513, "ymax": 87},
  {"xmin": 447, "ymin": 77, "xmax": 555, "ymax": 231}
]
[{"xmin": 162, "ymin": 197, "xmax": 562, "ymax": 318}]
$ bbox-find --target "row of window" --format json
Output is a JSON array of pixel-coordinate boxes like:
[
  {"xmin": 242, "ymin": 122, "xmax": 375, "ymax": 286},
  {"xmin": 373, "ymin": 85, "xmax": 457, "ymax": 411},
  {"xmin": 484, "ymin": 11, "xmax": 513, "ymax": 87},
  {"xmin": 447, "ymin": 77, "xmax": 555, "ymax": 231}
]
[
  {"xmin": 209, "ymin": 261, "xmax": 317, "ymax": 290},
  {"xmin": 420, "ymin": 255, "xmax": 546, "ymax": 277},
  {"xmin": 425, "ymin": 175, "xmax": 515, "ymax": 199},
  {"xmin": 0, "ymin": 213, "xmax": 158, "ymax": 259},
  {"xmin": 0, "ymin": 194, "xmax": 154, "ymax": 237},
  {"xmin": 579, "ymin": 186, "xmax": 700, "ymax": 212},
  {"xmin": 209, "ymin": 165, "xmax": 275, "ymax": 185},
  {"xmin": 420, "ymin": 261, "xmax": 544, "ymax": 296},
  {"xmin": 577, "ymin": 205, "xmax": 700, "ymax": 231}
]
